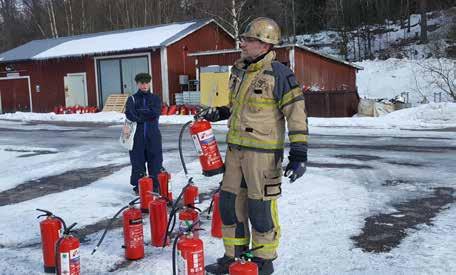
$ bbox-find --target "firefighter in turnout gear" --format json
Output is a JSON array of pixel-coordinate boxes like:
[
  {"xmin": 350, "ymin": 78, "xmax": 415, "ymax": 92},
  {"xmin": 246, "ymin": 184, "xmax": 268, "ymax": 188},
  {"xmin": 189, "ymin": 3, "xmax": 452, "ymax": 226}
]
[{"xmin": 202, "ymin": 17, "xmax": 308, "ymax": 275}]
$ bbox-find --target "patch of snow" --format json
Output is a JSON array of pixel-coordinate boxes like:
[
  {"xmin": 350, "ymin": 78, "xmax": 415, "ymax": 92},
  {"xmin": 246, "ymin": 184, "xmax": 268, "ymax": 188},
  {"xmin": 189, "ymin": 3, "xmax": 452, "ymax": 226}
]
[
  {"xmin": 356, "ymin": 58, "xmax": 456, "ymax": 104},
  {"xmin": 2, "ymin": 103, "xmax": 455, "ymax": 130}
]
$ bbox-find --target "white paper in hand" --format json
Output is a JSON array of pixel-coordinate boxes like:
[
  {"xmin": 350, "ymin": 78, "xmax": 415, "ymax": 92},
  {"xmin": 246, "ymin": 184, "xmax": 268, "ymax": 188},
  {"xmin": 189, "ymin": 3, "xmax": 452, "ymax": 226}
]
[{"xmin": 119, "ymin": 118, "xmax": 137, "ymax": 150}]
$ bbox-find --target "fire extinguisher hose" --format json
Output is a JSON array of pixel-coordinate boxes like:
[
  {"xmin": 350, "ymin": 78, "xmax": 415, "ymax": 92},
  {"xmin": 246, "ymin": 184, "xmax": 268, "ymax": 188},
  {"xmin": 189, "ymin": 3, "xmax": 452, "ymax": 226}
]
[
  {"xmin": 178, "ymin": 107, "xmax": 209, "ymax": 176},
  {"xmin": 162, "ymin": 178, "xmax": 194, "ymax": 248},
  {"xmin": 206, "ymin": 184, "xmax": 221, "ymax": 218},
  {"xmin": 171, "ymin": 233, "xmax": 180, "ymax": 275},
  {"xmin": 91, "ymin": 197, "xmax": 140, "ymax": 255},
  {"xmin": 178, "ymin": 120, "xmax": 193, "ymax": 176}
]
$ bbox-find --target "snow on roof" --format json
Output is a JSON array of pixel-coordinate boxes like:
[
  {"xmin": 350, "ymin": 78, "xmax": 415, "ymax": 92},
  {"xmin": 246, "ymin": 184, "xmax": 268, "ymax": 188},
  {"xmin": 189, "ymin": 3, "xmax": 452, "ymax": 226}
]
[{"xmin": 0, "ymin": 19, "xmax": 217, "ymax": 62}]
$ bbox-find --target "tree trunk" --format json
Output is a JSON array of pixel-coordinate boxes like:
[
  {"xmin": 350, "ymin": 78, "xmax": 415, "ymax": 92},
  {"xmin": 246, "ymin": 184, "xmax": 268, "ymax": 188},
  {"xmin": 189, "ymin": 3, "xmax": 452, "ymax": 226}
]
[
  {"xmin": 407, "ymin": 0, "xmax": 411, "ymax": 33},
  {"xmin": 291, "ymin": 0, "xmax": 296, "ymax": 43},
  {"xmin": 81, "ymin": 0, "xmax": 86, "ymax": 33},
  {"xmin": 419, "ymin": 0, "xmax": 428, "ymax": 44},
  {"xmin": 68, "ymin": 0, "xmax": 74, "ymax": 35}
]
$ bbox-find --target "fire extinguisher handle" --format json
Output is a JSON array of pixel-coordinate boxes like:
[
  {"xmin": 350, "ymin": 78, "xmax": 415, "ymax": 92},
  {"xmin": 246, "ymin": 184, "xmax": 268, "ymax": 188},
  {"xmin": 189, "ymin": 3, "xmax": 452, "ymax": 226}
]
[
  {"xmin": 193, "ymin": 107, "xmax": 209, "ymax": 120},
  {"xmin": 36, "ymin": 208, "xmax": 53, "ymax": 218},
  {"xmin": 186, "ymin": 205, "xmax": 202, "ymax": 212},
  {"xmin": 65, "ymin": 222, "xmax": 77, "ymax": 234},
  {"xmin": 128, "ymin": 197, "xmax": 140, "ymax": 206},
  {"xmin": 240, "ymin": 245, "xmax": 265, "ymax": 260}
]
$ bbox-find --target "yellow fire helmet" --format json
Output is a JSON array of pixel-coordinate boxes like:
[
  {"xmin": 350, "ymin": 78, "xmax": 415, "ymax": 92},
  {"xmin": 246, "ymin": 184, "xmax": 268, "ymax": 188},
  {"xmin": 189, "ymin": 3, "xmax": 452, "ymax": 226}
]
[{"xmin": 240, "ymin": 17, "xmax": 281, "ymax": 45}]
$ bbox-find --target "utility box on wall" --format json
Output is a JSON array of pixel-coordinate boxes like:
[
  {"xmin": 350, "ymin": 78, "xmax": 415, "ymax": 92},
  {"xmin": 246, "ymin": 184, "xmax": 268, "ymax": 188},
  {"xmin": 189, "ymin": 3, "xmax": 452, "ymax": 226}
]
[{"xmin": 200, "ymin": 66, "xmax": 231, "ymax": 107}]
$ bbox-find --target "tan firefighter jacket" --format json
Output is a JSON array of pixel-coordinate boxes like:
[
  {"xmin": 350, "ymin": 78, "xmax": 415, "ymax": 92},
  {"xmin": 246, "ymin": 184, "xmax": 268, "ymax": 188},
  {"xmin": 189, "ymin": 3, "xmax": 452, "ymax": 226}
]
[{"xmin": 226, "ymin": 51, "xmax": 308, "ymax": 160}]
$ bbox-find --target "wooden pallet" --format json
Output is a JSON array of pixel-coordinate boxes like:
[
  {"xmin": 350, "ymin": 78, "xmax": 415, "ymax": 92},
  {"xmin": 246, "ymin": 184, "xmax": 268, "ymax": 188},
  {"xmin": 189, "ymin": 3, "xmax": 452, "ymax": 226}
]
[{"xmin": 102, "ymin": 94, "xmax": 130, "ymax": 113}]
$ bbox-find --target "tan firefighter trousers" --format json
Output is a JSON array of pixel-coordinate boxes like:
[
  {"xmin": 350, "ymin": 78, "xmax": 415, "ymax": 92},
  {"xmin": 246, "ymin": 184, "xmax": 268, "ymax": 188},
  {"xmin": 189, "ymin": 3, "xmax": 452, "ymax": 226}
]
[{"xmin": 219, "ymin": 145, "xmax": 282, "ymax": 260}]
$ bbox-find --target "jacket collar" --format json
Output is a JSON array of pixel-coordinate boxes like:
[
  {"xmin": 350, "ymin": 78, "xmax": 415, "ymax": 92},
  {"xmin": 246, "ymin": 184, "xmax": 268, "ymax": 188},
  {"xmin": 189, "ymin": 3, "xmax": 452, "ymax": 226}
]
[
  {"xmin": 135, "ymin": 90, "xmax": 150, "ymax": 96},
  {"xmin": 234, "ymin": 51, "xmax": 276, "ymax": 72}
]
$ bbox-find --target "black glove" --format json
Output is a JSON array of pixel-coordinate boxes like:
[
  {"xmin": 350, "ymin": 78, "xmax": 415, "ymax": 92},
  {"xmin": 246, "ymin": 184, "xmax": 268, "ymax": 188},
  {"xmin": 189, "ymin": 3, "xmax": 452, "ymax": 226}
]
[
  {"xmin": 199, "ymin": 107, "xmax": 221, "ymax": 122},
  {"xmin": 284, "ymin": 161, "xmax": 306, "ymax": 183}
]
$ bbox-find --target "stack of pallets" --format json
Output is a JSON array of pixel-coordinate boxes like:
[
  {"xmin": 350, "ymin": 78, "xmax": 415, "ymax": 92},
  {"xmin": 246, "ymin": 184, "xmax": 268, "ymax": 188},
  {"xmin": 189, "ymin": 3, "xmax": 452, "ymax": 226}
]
[{"xmin": 102, "ymin": 94, "xmax": 130, "ymax": 113}]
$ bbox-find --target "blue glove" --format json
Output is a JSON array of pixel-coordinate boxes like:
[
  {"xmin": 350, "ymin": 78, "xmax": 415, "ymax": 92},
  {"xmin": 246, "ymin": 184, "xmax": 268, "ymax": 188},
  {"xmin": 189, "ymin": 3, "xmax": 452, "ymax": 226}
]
[{"xmin": 284, "ymin": 161, "xmax": 306, "ymax": 183}]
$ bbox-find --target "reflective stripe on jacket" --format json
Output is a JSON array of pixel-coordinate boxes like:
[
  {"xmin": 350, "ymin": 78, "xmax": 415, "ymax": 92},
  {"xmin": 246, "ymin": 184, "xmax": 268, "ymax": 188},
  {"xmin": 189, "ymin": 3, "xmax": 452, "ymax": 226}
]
[{"xmin": 226, "ymin": 51, "xmax": 308, "ymax": 154}]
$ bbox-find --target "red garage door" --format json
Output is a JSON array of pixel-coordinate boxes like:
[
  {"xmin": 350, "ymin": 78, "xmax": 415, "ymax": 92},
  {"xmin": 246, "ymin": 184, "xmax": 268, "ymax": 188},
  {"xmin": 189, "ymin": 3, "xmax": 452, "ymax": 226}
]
[{"xmin": 0, "ymin": 78, "xmax": 31, "ymax": 113}]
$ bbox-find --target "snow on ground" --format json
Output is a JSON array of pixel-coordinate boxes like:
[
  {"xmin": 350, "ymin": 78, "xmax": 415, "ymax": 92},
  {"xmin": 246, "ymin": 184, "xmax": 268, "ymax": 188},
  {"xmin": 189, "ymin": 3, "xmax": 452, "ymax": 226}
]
[
  {"xmin": 355, "ymin": 58, "xmax": 456, "ymax": 103},
  {"xmin": 1, "ymin": 102, "xmax": 455, "ymax": 130},
  {"xmin": 0, "ymin": 144, "xmax": 128, "ymax": 192},
  {"xmin": 311, "ymin": 102, "xmax": 456, "ymax": 130},
  {"xmin": 0, "ymin": 111, "xmax": 216, "ymax": 125},
  {"xmin": 1, "ymin": 149, "xmax": 455, "ymax": 274},
  {"xmin": 1, "ymin": 100, "xmax": 456, "ymax": 274}
]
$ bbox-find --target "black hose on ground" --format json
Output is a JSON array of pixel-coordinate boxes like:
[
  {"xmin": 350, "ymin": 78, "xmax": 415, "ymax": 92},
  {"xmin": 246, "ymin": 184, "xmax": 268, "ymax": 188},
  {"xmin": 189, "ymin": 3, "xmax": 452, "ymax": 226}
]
[{"xmin": 91, "ymin": 197, "xmax": 140, "ymax": 255}]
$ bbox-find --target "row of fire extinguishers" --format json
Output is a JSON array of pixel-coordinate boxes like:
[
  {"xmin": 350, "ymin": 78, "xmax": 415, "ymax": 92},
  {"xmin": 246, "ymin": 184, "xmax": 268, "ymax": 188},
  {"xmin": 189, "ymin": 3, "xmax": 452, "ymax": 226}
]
[{"xmin": 36, "ymin": 114, "xmax": 261, "ymax": 274}]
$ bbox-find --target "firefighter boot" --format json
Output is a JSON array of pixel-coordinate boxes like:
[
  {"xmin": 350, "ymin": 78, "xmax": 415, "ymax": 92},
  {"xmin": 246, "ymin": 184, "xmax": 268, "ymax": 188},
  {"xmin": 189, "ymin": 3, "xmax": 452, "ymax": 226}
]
[
  {"xmin": 204, "ymin": 255, "xmax": 234, "ymax": 274},
  {"xmin": 253, "ymin": 257, "xmax": 274, "ymax": 275}
]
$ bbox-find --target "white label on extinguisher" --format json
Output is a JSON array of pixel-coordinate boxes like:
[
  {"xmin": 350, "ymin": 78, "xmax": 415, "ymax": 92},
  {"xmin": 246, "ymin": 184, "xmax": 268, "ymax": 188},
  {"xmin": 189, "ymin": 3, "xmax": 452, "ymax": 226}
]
[
  {"xmin": 70, "ymin": 247, "xmax": 80, "ymax": 271},
  {"xmin": 191, "ymin": 134, "xmax": 203, "ymax": 156},
  {"xmin": 197, "ymin": 129, "xmax": 215, "ymax": 144},
  {"xmin": 177, "ymin": 249, "xmax": 188, "ymax": 275},
  {"xmin": 60, "ymin": 252, "xmax": 70, "ymax": 274}
]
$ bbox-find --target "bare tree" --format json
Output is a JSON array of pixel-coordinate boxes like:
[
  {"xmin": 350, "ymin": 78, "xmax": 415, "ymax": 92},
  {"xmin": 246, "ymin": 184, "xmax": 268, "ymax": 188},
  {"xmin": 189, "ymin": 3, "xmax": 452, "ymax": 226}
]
[
  {"xmin": 45, "ymin": 0, "xmax": 58, "ymax": 38},
  {"xmin": 418, "ymin": 59, "xmax": 456, "ymax": 101},
  {"xmin": 189, "ymin": 0, "xmax": 249, "ymax": 48}
]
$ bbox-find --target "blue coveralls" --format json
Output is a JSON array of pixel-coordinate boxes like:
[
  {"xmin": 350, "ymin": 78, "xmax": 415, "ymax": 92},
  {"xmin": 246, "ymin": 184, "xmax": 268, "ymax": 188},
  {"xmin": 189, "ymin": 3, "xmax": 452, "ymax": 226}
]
[{"xmin": 125, "ymin": 90, "xmax": 163, "ymax": 190}]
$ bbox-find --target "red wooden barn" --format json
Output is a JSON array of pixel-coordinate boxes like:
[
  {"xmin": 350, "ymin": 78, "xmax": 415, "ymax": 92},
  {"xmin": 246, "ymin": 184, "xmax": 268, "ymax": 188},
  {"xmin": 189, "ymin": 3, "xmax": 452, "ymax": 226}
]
[
  {"xmin": 190, "ymin": 44, "xmax": 363, "ymax": 117},
  {"xmin": 0, "ymin": 19, "xmax": 234, "ymax": 113}
]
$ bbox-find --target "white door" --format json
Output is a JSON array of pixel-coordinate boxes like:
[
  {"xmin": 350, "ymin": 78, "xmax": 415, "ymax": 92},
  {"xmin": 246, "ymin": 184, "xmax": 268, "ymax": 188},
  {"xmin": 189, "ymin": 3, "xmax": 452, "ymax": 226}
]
[{"xmin": 64, "ymin": 74, "xmax": 87, "ymax": 107}]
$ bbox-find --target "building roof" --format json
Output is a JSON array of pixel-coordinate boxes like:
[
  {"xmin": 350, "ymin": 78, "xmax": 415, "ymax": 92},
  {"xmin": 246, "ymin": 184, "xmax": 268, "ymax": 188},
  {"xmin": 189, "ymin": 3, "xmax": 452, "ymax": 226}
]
[
  {"xmin": 0, "ymin": 19, "xmax": 227, "ymax": 63},
  {"xmin": 188, "ymin": 44, "xmax": 364, "ymax": 70}
]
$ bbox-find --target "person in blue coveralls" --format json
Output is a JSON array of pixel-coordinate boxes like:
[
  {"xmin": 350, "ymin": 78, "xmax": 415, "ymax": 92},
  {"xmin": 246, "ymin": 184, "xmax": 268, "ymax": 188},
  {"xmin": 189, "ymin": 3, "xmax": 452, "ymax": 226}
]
[{"xmin": 125, "ymin": 73, "xmax": 163, "ymax": 194}]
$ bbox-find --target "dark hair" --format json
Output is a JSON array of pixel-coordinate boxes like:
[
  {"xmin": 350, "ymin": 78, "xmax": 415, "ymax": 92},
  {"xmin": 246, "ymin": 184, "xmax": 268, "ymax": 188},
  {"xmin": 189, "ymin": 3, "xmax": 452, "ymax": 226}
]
[{"xmin": 135, "ymin": 73, "xmax": 151, "ymax": 83}]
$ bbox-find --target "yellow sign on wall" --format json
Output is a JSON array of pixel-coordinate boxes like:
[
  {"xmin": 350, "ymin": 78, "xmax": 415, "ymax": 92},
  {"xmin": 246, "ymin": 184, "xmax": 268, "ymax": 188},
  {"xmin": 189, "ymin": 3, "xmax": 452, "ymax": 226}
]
[{"xmin": 200, "ymin": 66, "xmax": 231, "ymax": 107}]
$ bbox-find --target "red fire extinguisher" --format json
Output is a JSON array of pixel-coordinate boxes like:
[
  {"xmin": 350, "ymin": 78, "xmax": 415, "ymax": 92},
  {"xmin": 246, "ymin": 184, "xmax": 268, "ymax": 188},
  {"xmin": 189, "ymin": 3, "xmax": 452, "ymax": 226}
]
[
  {"xmin": 189, "ymin": 119, "xmax": 224, "ymax": 176},
  {"xmin": 55, "ymin": 222, "xmax": 80, "ymax": 275},
  {"xmin": 172, "ymin": 222, "xmax": 204, "ymax": 275},
  {"xmin": 207, "ymin": 190, "xmax": 222, "ymax": 238},
  {"xmin": 139, "ymin": 176, "xmax": 154, "ymax": 213},
  {"xmin": 158, "ymin": 168, "xmax": 173, "ymax": 201},
  {"xmin": 178, "ymin": 206, "xmax": 201, "ymax": 238},
  {"xmin": 179, "ymin": 114, "xmax": 224, "ymax": 177},
  {"xmin": 149, "ymin": 193, "xmax": 170, "ymax": 247},
  {"xmin": 228, "ymin": 246, "xmax": 264, "ymax": 275},
  {"xmin": 36, "ymin": 209, "xmax": 64, "ymax": 273},
  {"xmin": 163, "ymin": 178, "xmax": 198, "ymax": 248},
  {"xmin": 183, "ymin": 180, "xmax": 199, "ymax": 207},
  {"xmin": 92, "ymin": 198, "xmax": 144, "ymax": 260}
]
